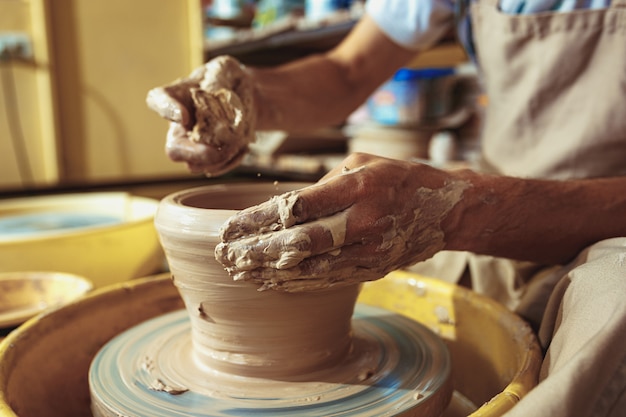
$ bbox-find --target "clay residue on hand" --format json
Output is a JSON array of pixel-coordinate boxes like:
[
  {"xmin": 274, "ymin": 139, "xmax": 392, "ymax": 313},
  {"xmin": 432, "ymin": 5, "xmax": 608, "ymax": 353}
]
[
  {"xmin": 216, "ymin": 175, "xmax": 470, "ymax": 292},
  {"xmin": 217, "ymin": 210, "xmax": 348, "ymax": 282},
  {"xmin": 380, "ymin": 178, "xmax": 469, "ymax": 268},
  {"xmin": 146, "ymin": 56, "xmax": 256, "ymax": 176},
  {"xmin": 219, "ymin": 191, "xmax": 300, "ymax": 240},
  {"xmin": 220, "ymin": 228, "xmax": 313, "ymax": 273}
]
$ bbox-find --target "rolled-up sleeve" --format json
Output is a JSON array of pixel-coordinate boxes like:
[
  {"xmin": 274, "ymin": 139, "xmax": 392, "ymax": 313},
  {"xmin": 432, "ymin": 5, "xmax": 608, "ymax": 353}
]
[{"xmin": 365, "ymin": 0, "xmax": 455, "ymax": 51}]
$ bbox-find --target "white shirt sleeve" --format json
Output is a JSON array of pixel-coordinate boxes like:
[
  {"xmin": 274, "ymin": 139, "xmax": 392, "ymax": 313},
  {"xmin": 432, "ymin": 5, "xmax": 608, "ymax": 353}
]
[{"xmin": 365, "ymin": 0, "xmax": 455, "ymax": 51}]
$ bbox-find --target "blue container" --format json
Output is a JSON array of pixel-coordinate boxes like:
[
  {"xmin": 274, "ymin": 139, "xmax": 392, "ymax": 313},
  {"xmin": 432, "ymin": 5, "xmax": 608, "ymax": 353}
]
[
  {"xmin": 368, "ymin": 67, "xmax": 456, "ymax": 126},
  {"xmin": 305, "ymin": 0, "xmax": 353, "ymax": 21}
]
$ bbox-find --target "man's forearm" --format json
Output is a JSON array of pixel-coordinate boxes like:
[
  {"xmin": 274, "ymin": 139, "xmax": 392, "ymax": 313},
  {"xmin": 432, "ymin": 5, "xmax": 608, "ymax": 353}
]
[
  {"xmin": 249, "ymin": 55, "xmax": 372, "ymax": 132},
  {"xmin": 444, "ymin": 171, "xmax": 626, "ymax": 265},
  {"xmin": 248, "ymin": 15, "xmax": 416, "ymax": 132}
]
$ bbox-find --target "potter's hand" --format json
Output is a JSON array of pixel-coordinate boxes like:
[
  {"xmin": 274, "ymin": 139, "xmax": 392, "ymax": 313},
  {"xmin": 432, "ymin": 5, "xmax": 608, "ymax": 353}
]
[
  {"xmin": 215, "ymin": 153, "xmax": 470, "ymax": 291},
  {"xmin": 146, "ymin": 55, "xmax": 256, "ymax": 176}
]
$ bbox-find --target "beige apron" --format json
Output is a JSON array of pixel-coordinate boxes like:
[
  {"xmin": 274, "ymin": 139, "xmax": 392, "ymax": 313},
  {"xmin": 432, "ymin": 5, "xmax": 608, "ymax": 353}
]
[
  {"xmin": 474, "ymin": 0, "xmax": 626, "ymax": 180},
  {"xmin": 410, "ymin": 0, "xmax": 626, "ymax": 415}
]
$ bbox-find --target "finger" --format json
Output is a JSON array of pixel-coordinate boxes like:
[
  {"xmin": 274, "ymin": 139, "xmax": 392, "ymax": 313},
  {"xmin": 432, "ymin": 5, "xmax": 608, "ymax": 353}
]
[
  {"xmin": 165, "ymin": 123, "xmax": 209, "ymax": 162},
  {"xmin": 287, "ymin": 164, "xmax": 371, "ymax": 223},
  {"xmin": 216, "ymin": 210, "xmax": 349, "ymax": 270},
  {"xmin": 251, "ymin": 268, "xmax": 377, "ymax": 292},
  {"xmin": 165, "ymin": 124, "xmax": 247, "ymax": 175},
  {"xmin": 146, "ymin": 87, "xmax": 191, "ymax": 127},
  {"xmin": 185, "ymin": 151, "xmax": 247, "ymax": 177},
  {"xmin": 216, "ymin": 228, "xmax": 311, "ymax": 272},
  {"xmin": 230, "ymin": 242, "xmax": 387, "ymax": 292},
  {"xmin": 219, "ymin": 190, "xmax": 302, "ymax": 240},
  {"xmin": 219, "ymin": 170, "xmax": 363, "ymax": 241}
]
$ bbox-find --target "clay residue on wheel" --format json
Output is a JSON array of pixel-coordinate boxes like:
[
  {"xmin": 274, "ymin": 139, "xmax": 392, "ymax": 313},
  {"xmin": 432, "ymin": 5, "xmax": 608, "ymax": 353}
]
[{"xmin": 147, "ymin": 56, "xmax": 256, "ymax": 176}]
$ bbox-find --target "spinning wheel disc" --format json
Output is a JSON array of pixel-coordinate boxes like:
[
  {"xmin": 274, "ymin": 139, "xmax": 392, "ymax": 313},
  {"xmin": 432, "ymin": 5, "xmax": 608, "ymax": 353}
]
[{"xmin": 90, "ymin": 304, "xmax": 451, "ymax": 417}]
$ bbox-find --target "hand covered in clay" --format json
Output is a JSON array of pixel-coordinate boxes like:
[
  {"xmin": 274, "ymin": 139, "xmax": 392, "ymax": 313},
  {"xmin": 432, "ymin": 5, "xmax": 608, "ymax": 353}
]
[
  {"xmin": 146, "ymin": 55, "xmax": 256, "ymax": 176},
  {"xmin": 215, "ymin": 153, "xmax": 470, "ymax": 291}
]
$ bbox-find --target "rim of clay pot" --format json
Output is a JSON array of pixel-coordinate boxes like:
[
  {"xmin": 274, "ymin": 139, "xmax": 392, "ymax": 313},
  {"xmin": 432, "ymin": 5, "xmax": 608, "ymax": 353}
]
[{"xmin": 155, "ymin": 182, "xmax": 311, "ymax": 235}]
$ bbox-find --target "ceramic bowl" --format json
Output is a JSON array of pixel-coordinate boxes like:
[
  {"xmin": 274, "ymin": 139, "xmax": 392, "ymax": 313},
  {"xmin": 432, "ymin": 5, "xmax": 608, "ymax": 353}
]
[
  {"xmin": 0, "ymin": 271, "xmax": 93, "ymax": 328},
  {"xmin": 0, "ymin": 192, "xmax": 164, "ymax": 288}
]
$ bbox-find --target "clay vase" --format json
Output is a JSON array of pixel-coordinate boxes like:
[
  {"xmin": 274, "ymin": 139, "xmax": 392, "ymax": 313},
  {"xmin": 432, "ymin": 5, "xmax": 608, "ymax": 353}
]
[{"xmin": 154, "ymin": 183, "xmax": 361, "ymax": 379}]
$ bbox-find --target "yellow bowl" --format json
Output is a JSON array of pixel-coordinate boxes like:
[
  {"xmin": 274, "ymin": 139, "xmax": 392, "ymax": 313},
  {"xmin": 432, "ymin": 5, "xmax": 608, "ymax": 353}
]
[
  {"xmin": 359, "ymin": 271, "xmax": 542, "ymax": 416},
  {"xmin": 0, "ymin": 271, "xmax": 93, "ymax": 328},
  {"xmin": 0, "ymin": 192, "xmax": 164, "ymax": 288},
  {"xmin": 0, "ymin": 271, "xmax": 541, "ymax": 417}
]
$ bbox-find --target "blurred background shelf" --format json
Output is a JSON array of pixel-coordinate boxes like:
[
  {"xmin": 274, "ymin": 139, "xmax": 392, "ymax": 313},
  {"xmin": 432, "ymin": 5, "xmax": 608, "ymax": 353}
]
[
  {"xmin": 0, "ymin": 0, "xmax": 469, "ymax": 195},
  {"xmin": 206, "ymin": 17, "xmax": 358, "ymax": 66}
]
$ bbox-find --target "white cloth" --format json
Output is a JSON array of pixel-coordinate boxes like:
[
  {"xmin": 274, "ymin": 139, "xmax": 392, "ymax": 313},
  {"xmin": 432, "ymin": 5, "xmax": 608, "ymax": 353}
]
[
  {"xmin": 507, "ymin": 238, "xmax": 626, "ymax": 417},
  {"xmin": 365, "ymin": 0, "xmax": 454, "ymax": 51},
  {"xmin": 365, "ymin": 0, "xmax": 613, "ymax": 53}
]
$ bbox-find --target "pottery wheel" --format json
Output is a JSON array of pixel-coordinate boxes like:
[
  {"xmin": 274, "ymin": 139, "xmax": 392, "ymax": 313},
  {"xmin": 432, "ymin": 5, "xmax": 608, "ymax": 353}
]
[{"xmin": 89, "ymin": 304, "xmax": 451, "ymax": 417}]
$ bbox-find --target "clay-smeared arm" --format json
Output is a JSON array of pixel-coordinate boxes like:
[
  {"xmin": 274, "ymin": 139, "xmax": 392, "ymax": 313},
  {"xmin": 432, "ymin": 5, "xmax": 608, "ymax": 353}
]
[
  {"xmin": 249, "ymin": 15, "xmax": 416, "ymax": 132},
  {"xmin": 146, "ymin": 16, "xmax": 416, "ymax": 175},
  {"xmin": 215, "ymin": 153, "xmax": 626, "ymax": 292},
  {"xmin": 215, "ymin": 153, "xmax": 470, "ymax": 291},
  {"xmin": 443, "ymin": 170, "xmax": 626, "ymax": 265}
]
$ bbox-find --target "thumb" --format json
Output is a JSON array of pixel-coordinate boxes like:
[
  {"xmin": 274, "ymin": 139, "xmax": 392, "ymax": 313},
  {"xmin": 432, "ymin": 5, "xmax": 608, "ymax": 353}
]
[{"xmin": 146, "ymin": 86, "xmax": 191, "ymax": 128}]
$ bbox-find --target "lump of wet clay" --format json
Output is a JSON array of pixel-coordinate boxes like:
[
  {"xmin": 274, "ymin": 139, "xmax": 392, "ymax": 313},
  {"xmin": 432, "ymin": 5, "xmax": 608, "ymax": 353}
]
[{"xmin": 146, "ymin": 56, "xmax": 256, "ymax": 176}]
